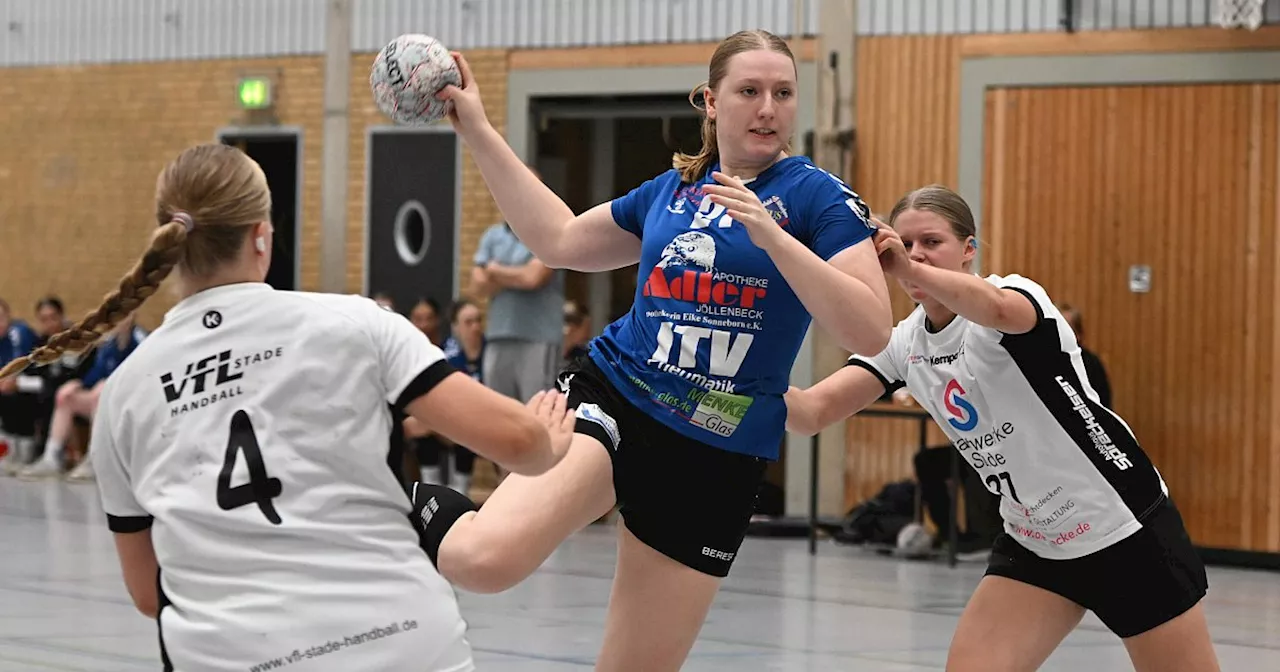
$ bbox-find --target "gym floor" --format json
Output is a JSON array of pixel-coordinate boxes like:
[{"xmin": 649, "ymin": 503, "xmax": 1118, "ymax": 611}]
[{"xmin": 3, "ymin": 481, "xmax": 1277, "ymax": 671}]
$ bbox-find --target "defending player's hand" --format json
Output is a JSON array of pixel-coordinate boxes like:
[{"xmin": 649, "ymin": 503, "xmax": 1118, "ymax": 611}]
[
  {"xmin": 435, "ymin": 51, "xmax": 490, "ymax": 137},
  {"xmin": 704, "ymin": 172, "xmax": 783, "ymax": 249},
  {"xmin": 525, "ymin": 390, "xmax": 577, "ymax": 463},
  {"xmin": 872, "ymin": 218, "xmax": 911, "ymax": 277}
]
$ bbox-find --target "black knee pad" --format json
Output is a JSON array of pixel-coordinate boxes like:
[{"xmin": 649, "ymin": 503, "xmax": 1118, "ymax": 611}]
[{"xmin": 409, "ymin": 482, "xmax": 478, "ymax": 566}]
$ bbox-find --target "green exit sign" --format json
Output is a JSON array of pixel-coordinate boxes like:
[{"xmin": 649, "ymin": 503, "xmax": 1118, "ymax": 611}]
[{"xmin": 237, "ymin": 77, "xmax": 273, "ymax": 110}]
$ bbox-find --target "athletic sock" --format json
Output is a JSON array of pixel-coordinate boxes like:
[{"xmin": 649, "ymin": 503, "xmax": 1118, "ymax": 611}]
[
  {"xmin": 14, "ymin": 437, "xmax": 35, "ymax": 465},
  {"xmin": 419, "ymin": 465, "xmax": 442, "ymax": 485},
  {"xmin": 40, "ymin": 439, "xmax": 64, "ymax": 467},
  {"xmin": 447, "ymin": 472, "xmax": 471, "ymax": 496},
  {"xmin": 409, "ymin": 482, "xmax": 478, "ymax": 567}
]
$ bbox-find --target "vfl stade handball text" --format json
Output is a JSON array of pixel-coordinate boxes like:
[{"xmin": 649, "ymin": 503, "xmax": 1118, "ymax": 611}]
[{"xmin": 248, "ymin": 619, "xmax": 418, "ymax": 671}]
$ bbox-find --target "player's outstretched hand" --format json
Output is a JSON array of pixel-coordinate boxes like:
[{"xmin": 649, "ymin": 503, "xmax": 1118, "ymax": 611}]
[
  {"xmin": 526, "ymin": 390, "xmax": 576, "ymax": 464},
  {"xmin": 436, "ymin": 51, "xmax": 490, "ymax": 138}
]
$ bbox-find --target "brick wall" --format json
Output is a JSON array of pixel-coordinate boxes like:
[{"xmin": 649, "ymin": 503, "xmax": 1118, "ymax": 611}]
[
  {"xmin": 0, "ymin": 48, "xmax": 506, "ymax": 330},
  {"xmin": 344, "ymin": 49, "xmax": 509, "ymax": 302},
  {"xmin": 0, "ymin": 56, "xmax": 325, "ymax": 329}
]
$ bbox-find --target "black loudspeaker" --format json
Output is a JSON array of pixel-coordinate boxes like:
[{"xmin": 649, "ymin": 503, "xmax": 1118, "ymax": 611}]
[{"xmin": 366, "ymin": 128, "xmax": 459, "ymax": 314}]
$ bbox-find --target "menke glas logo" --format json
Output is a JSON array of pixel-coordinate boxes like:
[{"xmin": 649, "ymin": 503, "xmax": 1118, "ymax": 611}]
[{"xmin": 943, "ymin": 379, "xmax": 978, "ymax": 431}]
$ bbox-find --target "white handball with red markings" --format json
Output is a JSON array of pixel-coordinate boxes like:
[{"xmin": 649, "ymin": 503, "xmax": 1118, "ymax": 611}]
[{"xmin": 370, "ymin": 34, "xmax": 461, "ymax": 125}]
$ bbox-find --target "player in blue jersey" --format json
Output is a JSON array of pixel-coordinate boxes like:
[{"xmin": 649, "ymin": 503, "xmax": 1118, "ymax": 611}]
[
  {"xmin": 412, "ymin": 29, "xmax": 893, "ymax": 669},
  {"xmin": 0, "ymin": 298, "xmax": 40, "ymax": 473}
]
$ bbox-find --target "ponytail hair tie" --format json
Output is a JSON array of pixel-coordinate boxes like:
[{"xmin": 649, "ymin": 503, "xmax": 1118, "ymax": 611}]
[{"xmin": 170, "ymin": 212, "xmax": 195, "ymax": 233}]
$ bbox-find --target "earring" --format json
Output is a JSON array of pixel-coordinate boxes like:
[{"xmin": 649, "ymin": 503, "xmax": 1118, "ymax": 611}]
[{"xmin": 255, "ymin": 237, "xmax": 266, "ymax": 253}]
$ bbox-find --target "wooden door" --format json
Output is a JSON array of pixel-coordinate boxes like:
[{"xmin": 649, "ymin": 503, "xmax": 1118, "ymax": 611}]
[{"xmin": 983, "ymin": 83, "xmax": 1280, "ymax": 552}]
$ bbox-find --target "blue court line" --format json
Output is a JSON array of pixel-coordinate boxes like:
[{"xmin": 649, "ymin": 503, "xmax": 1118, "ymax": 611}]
[
  {"xmin": 0, "ymin": 636, "xmax": 156, "ymax": 667},
  {"xmin": 529, "ymin": 566, "xmax": 1280, "ymax": 653},
  {"xmin": 471, "ymin": 646, "xmax": 595, "ymax": 666},
  {"xmin": 0, "ymin": 580, "xmax": 136, "ymax": 608},
  {"xmin": 0, "ymin": 505, "xmax": 99, "ymax": 526},
  {"xmin": 0, "ymin": 652, "xmax": 88, "ymax": 671}
]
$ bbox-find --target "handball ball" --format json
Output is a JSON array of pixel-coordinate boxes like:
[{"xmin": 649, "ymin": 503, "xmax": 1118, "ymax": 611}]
[{"xmin": 370, "ymin": 34, "xmax": 461, "ymax": 125}]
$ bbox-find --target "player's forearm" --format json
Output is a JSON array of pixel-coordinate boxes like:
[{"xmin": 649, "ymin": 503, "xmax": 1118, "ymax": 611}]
[
  {"xmin": 759, "ymin": 234, "xmax": 891, "ymax": 356},
  {"xmin": 901, "ymin": 262, "xmax": 1012, "ymax": 329},
  {"xmin": 464, "ymin": 126, "xmax": 575, "ymax": 266},
  {"xmin": 784, "ymin": 387, "xmax": 821, "ymax": 436}
]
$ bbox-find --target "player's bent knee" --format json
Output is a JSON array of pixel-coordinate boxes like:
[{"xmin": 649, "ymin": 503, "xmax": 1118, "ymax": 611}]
[
  {"xmin": 436, "ymin": 531, "xmax": 529, "ymax": 594},
  {"xmin": 55, "ymin": 384, "xmax": 77, "ymax": 406}
]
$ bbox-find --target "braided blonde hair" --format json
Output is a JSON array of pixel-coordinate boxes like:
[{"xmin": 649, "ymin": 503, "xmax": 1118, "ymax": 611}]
[{"xmin": 0, "ymin": 144, "xmax": 271, "ymax": 381}]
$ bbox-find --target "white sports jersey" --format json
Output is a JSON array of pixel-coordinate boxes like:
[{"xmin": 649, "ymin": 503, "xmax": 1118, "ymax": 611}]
[
  {"xmin": 850, "ymin": 274, "xmax": 1168, "ymax": 560},
  {"xmin": 91, "ymin": 283, "xmax": 474, "ymax": 672}
]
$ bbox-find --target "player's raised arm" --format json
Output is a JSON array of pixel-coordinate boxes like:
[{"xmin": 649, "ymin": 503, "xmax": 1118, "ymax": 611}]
[
  {"xmin": 433, "ymin": 53, "xmax": 641, "ymax": 273},
  {"xmin": 873, "ymin": 191, "xmax": 1037, "ymax": 335}
]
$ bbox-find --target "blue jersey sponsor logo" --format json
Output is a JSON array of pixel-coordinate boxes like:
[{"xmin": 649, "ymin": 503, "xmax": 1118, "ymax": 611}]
[{"xmin": 592, "ymin": 157, "xmax": 874, "ymax": 459}]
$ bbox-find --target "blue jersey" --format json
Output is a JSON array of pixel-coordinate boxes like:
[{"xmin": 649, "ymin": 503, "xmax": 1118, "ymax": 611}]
[
  {"xmin": 82, "ymin": 326, "xmax": 147, "ymax": 388},
  {"xmin": 1, "ymin": 320, "xmax": 37, "ymax": 368},
  {"xmin": 591, "ymin": 156, "xmax": 875, "ymax": 459},
  {"xmin": 442, "ymin": 336, "xmax": 484, "ymax": 384}
]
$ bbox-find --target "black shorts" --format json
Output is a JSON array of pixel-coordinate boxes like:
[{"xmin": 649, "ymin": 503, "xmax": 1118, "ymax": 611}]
[
  {"xmin": 0, "ymin": 392, "xmax": 38, "ymax": 438},
  {"xmin": 985, "ymin": 497, "xmax": 1208, "ymax": 638},
  {"xmin": 559, "ymin": 355, "xmax": 767, "ymax": 578}
]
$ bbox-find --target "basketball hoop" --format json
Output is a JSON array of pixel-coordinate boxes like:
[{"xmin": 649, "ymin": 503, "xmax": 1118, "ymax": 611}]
[{"xmin": 1214, "ymin": 0, "xmax": 1264, "ymax": 30}]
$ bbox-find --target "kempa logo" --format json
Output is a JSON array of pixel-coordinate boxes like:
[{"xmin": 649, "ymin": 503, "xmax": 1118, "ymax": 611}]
[
  {"xmin": 161, "ymin": 351, "xmax": 243, "ymax": 403},
  {"xmin": 908, "ymin": 345, "xmax": 965, "ymax": 366}
]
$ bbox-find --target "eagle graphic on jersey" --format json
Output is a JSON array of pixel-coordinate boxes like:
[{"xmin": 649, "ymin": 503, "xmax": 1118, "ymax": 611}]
[{"xmin": 657, "ymin": 231, "xmax": 716, "ymax": 271}]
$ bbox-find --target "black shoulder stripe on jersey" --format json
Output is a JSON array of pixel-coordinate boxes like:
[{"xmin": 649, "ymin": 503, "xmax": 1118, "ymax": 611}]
[
  {"xmin": 395, "ymin": 359, "xmax": 459, "ymax": 412},
  {"xmin": 107, "ymin": 514, "xmax": 154, "ymax": 533},
  {"xmin": 845, "ymin": 358, "xmax": 904, "ymax": 394},
  {"xmin": 993, "ymin": 286, "xmax": 1052, "ymax": 342},
  {"xmin": 1004, "ymin": 286, "xmax": 1044, "ymax": 320},
  {"xmin": 1003, "ymin": 285, "xmax": 1046, "ymax": 326},
  {"xmin": 999, "ymin": 321, "xmax": 1166, "ymax": 520}
]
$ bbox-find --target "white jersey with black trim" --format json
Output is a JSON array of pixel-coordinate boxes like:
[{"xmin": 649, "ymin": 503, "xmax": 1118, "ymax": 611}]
[
  {"xmin": 848, "ymin": 274, "xmax": 1168, "ymax": 560},
  {"xmin": 91, "ymin": 283, "xmax": 473, "ymax": 672}
]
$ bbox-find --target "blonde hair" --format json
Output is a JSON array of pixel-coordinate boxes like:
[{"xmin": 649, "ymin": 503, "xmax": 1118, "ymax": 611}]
[
  {"xmin": 888, "ymin": 184, "xmax": 976, "ymax": 242},
  {"xmin": 0, "ymin": 144, "xmax": 271, "ymax": 380},
  {"xmin": 672, "ymin": 30, "xmax": 797, "ymax": 184}
]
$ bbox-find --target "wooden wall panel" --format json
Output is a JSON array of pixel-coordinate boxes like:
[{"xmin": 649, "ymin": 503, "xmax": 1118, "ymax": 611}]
[
  {"xmin": 842, "ymin": 36, "xmax": 960, "ymax": 513},
  {"xmin": 983, "ymin": 84, "xmax": 1280, "ymax": 552}
]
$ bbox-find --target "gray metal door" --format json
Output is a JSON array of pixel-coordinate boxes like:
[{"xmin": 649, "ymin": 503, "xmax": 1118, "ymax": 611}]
[{"xmin": 366, "ymin": 128, "xmax": 459, "ymax": 314}]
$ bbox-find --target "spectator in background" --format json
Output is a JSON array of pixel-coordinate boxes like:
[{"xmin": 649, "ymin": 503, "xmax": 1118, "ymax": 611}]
[
  {"xmin": 404, "ymin": 296, "xmax": 451, "ymax": 485},
  {"xmin": 410, "ymin": 296, "xmax": 444, "ymax": 347},
  {"xmin": 470, "ymin": 171, "xmax": 565, "ymax": 411},
  {"xmin": 20, "ymin": 297, "xmax": 92, "ymax": 468},
  {"xmin": 416, "ymin": 296, "xmax": 486, "ymax": 495},
  {"xmin": 372, "ymin": 291, "xmax": 396, "ymax": 312},
  {"xmin": 1058, "ymin": 303, "xmax": 1112, "ymax": 408},
  {"xmin": 0, "ymin": 298, "xmax": 38, "ymax": 475},
  {"xmin": 19, "ymin": 314, "xmax": 147, "ymax": 481},
  {"xmin": 562, "ymin": 299, "xmax": 591, "ymax": 365}
]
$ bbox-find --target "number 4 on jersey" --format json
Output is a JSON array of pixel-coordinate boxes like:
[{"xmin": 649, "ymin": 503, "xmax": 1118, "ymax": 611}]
[{"xmin": 217, "ymin": 410, "xmax": 283, "ymax": 525}]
